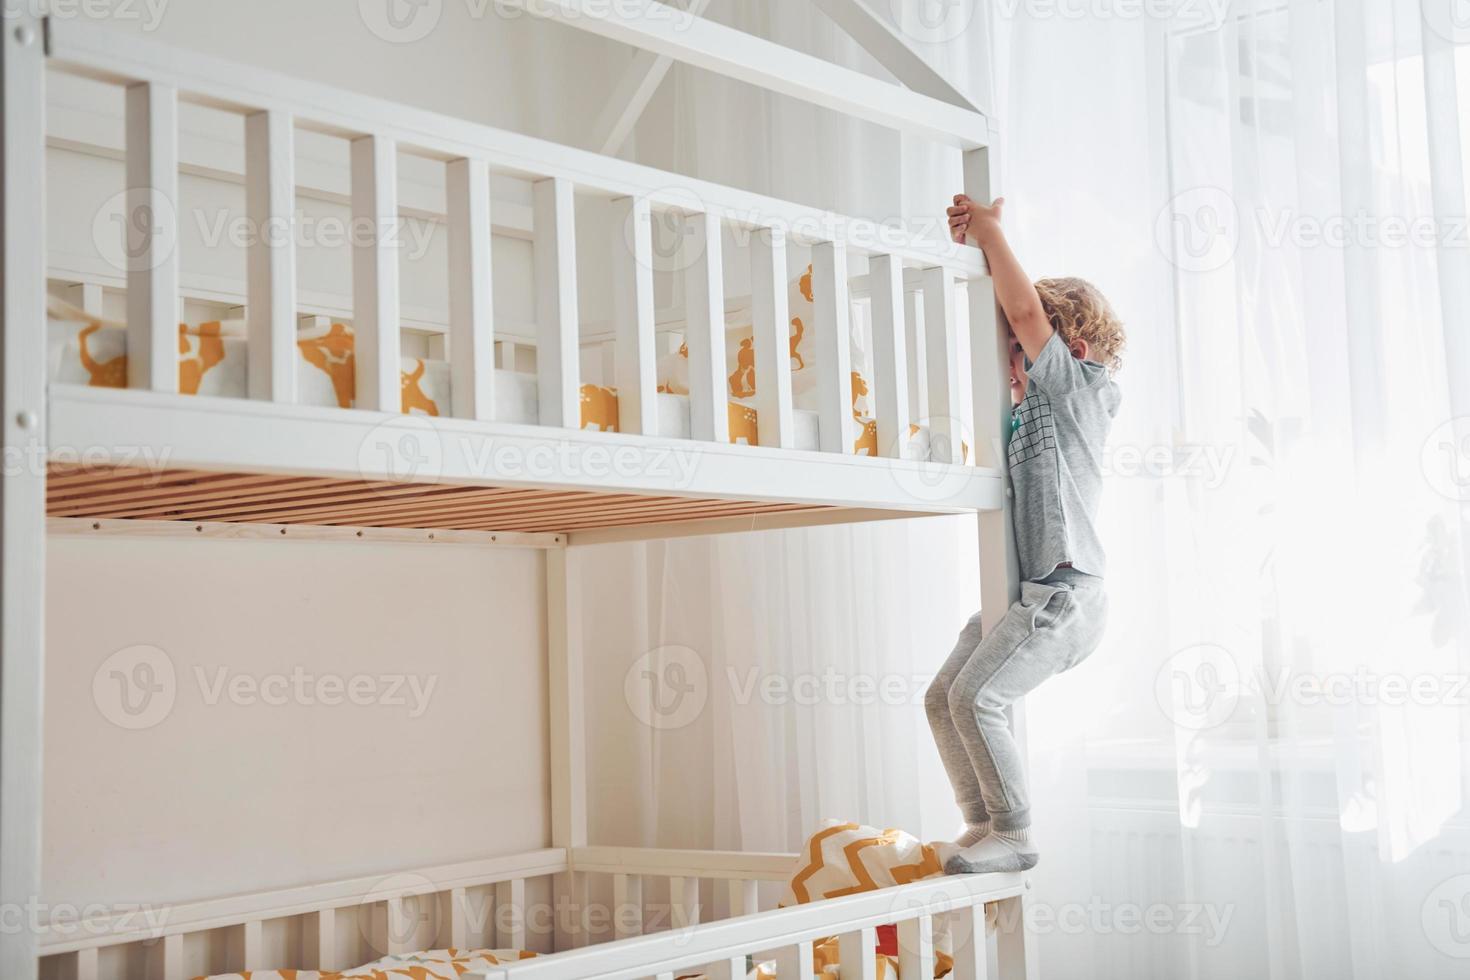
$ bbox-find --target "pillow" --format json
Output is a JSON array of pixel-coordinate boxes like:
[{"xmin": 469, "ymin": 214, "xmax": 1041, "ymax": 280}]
[{"xmin": 775, "ymin": 819, "xmax": 954, "ymax": 978}]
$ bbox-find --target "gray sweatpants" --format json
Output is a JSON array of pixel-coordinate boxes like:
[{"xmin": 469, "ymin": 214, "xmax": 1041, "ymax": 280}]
[{"xmin": 924, "ymin": 566, "xmax": 1108, "ymax": 832}]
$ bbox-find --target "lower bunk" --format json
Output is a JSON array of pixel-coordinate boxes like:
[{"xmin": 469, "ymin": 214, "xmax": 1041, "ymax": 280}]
[{"xmin": 40, "ymin": 837, "xmax": 1032, "ymax": 980}]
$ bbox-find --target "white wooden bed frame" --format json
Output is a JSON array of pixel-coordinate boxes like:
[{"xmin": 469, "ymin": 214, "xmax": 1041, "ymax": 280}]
[{"xmin": 1, "ymin": 3, "xmax": 1030, "ymax": 978}]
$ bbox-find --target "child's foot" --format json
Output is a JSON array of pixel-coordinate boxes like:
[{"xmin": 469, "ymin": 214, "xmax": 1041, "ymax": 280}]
[{"xmin": 943, "ymin": 829, "xmax": 1039, "ymax": 874}]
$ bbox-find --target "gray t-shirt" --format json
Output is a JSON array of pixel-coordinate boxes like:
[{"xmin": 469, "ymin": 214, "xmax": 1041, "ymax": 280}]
[{"xmin": 1007, "ymin": 329, "xmax": 1122, "ymax": 581}]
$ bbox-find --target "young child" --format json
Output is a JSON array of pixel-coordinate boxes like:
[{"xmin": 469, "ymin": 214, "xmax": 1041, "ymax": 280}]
[{"xmin": 927, "ymin": 194, "xmax": 1125, "ymax": 874}]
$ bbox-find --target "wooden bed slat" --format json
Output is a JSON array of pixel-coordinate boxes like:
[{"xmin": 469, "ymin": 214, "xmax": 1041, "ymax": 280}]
[{"xmin": 44, "ymin": 466, "xmax": 842, "ymax": 535}]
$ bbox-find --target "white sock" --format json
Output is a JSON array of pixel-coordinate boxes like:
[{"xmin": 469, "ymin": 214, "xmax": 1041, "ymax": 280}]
[
  {"xmin": 945, "ymin": 827, "xmax": 1039, "ymax": 874},
  {"xmin": 955, "ymin": 821, "xmax": 991, "ymax": 847}
]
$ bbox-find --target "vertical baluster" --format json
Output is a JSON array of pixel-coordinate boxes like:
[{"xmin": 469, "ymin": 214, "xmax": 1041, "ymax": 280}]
[
  {"xmin": 447, "ymin": 887, "xmax": 468, "ymax": 949},
  {"xmin": 749, "ymin": 227, "xmax": 793, "ymax": 448},
  {"xmin": 897, "ymin": 914, "xmax": 935, "ymax": 980},
  {"xmin": 153, "ymin": 933, "xmax": 183, "ymax": 980},
  {"xmin": 773, "ymin": 940, "xmax": 815, "ymax": 978},
  {"xmin": 945, "ymin": 904, "xmax": 988, "ymax": 980},
  {"xmin": 611, "ymin": 196, "xmax": 658, "ymax": 434},
  {"xmin": 812, "ymin": 242, "xmax": 854, "ymax": 453},
  {"xmin": 386, "ymin": 895, "xmax": 412, "ymax": 955},
  {"xmin": 727, "ymin": 879, "xmax": 758, "ymax": 918},
  {"xmin": 124, "ymin": 81, "xmax": 178, "ymax": 393},
  {"xmin": 308, "ymin": 908, "xmax": 337, "ymax": 970},
  {"xmin": 868, "ymin": 253, "xmax": 910, "ymax": 458},
  {"xmin": 683, "ymin": 211, "xmax": 728, "ymax": 443},
  {"xmin": 240, "ymin": 919, "xmax": 263, "ymax": 970},
  {"xmin": 706, "ymin": 957, "xmax": 747, "ymax": 980},
  {"xmin": 994, "ymin": 895, "xmax": 1035, "ymax": 980},
  {"xmin": 74, "ymin": 948, "xmax": 98, "ymax": 980},
  {"xmin": 495, "ymin": 878, "xmax": 526, "ymax": 950},
  {"xmin": 244, "ymin": 109, "xmax": 297, "ymax": 403},
  {"xmin": 447, "ymin": 156, "xmax": 496, "ymax": 420},
  {"xmin": 350, "ymin": 134, "xmax": 400, "ymax": 411},
  {"xmin": 533, "ymin": 177, "xmax": 580, "ymax": 428},
  {"xmin": 65, "ymin": 282, "xmax": 104, "ymax": 318},
  {"xmin": 922, "ymin": 266, "xmax": 962, "ymax": 463},
  {"xmin": 614, "ymin": 873, "xmax": 644, "ymax": 939},
  {"xmin": 905, "ymin": 285, "xmax": 928, "ymax": 425},
  {"xmin": 669, "ymin": 876, "xmax": 699, "ymax": 929},
  {"xmin": 839, "ymin": 925, "xmax": 879, "ymax": 980}
]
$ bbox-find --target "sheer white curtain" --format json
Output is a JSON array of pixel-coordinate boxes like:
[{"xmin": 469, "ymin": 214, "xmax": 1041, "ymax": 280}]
[{"xmin": 582, "ymin": 0, "xmax": 1470, "ymax": 975}]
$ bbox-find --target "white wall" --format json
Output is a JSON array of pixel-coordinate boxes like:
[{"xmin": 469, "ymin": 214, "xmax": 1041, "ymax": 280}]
[{"xmin": 43, "ymin": 535, "xmax": 549, "ymax": 954}]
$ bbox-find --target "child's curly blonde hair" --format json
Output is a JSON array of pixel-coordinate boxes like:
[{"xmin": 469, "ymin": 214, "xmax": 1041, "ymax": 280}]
[{"xmin": 1033, "ymin": 277, "xmax": 1126, "ymax": 376}]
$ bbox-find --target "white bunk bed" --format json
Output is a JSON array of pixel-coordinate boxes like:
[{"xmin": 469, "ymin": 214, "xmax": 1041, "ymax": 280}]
[{"xmin": 1, "ymin": 3, "xmax": 1030, "ymax": 978}]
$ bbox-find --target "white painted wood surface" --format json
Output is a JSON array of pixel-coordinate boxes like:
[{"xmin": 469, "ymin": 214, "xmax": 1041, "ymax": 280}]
[
  {"xmin": 772, "ymin": 940, "xmax": 815, "ymax": 979},
  {"xmin": 240, "ymin": 918, "xmax": 263, "ymax": 970},
  {"xmin": 922, "ymin": 265, "xmax": 963, "ymax": 464},
  {"xmin": 124, "ymin": 81, "xmax": 179, "ymax": 393},
  {"xmin": 613, "ymin": 873, "xmax": 644, "ymax": 939},
  {"xmin": 995, "ymin": 895, "xmax": 1035, "ymax": 980},
  {"xmin": 350, "ymin": 134, "xmax": 401, "ymax": 411},
  {"xmin": 727, "ymin": 879, "xmax": 759, "ymax": 919},
  {"xmin": 308, "ymin": 909, "xmax": 337, "ymax": 970},
  {"xmin": 749, "ymin": 229, "xmax": 794, "ymax": 449},
  {"xmin": 811, "ymin": 242, "xmax": 853, "ymax": 454},
  {"xmin": 47, "ymin": 21, "xmax": 983, "ymax": 276},
  {"xmin": 945, "ymin": 903, "xmax": 988, "ymax": 980},
  {"xmin": 838, "ymin": 925, "xmax": 879, "ymax": 980},
  {"xmin": 610, "ymin": 196, "xmax": 658, "ymax": 434},
  {"xmin": 897, "ymin": 913, "xmax": 935, "ymax": 980},
  {"xmin": 447, "ymin": 156, "xmax": 496, "ymax": 420},
  {"xmin": 504, "ymin": 0, "xmax": 989, "ymax": 148},
  {"xmin": 587, "ymin": 0, "xmax": 716, "ymax": 155},
  {"xmin": 867, "ymin": 253, "xmax": 910, "ymax": 459},
  {"xmin": 495, "ymin": 878, "xmax": 527, "ymax": 951},
  {"xmin": 155, "ymin": 933, "xmax": 183, "ymax": 980},
  {"xmin": 1, "ymin": 16, "xmax": 45, "ymax": 980},
  {"xmin": 244, "ymin": 109, "xmax": 298, "ymax": 403},
  {"xmin": 669, "ymin": 876, "xmax": 700, "ymax": 929},
  {"xmin": 682, "ymin": 211, "xmax": 728, "ymax": 443},
  {"xmin": 534, "ymin": 177, "xmax": 580, "ymax": 428},
  {"xmin": 48, "ymin": 387, "xmax": 1003, "ymax": 515},
  {"xmin": 809, "ymin": 0, "xmax": 986, "ymax": 112},
  {"xmin": 449, "ymin": 887, "xmax": 469, "ymax": 950}
]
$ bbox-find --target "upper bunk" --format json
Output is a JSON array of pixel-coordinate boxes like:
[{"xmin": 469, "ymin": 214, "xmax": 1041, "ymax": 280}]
[{"xmin": 23, "ymin": 3, "xmax": 1012, "ymax": 544}]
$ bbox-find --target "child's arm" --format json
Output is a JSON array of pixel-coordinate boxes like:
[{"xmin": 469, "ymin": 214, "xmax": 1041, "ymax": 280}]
[{"xmin": 947, "ymin": 195, "xmax": 1054, "ymax": 363}]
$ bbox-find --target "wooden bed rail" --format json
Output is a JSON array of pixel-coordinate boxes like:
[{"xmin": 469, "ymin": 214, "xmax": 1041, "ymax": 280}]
[
  {"xmin": 476, "ymin": 871, "xmax": 1030, "ymax": 980},
  {"xmin": 38, "ymin": 849, "xmax": 569, "ymax": 979},
  {"xmin": 43, "ymin": 16, "xmax": 1004, "ymax": 473}
]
